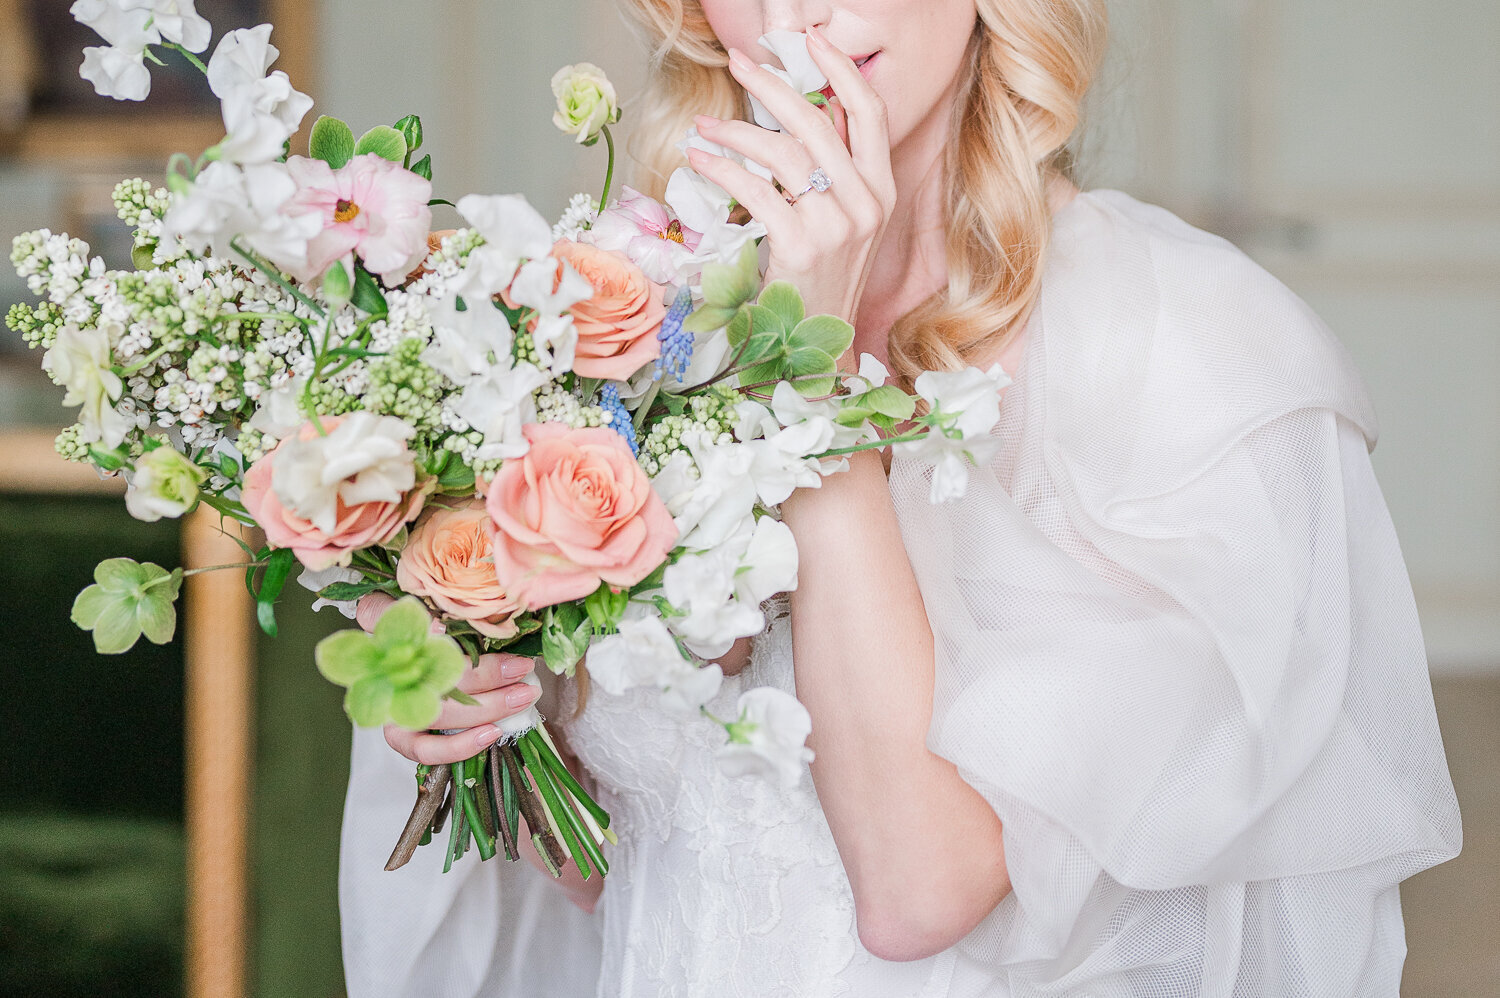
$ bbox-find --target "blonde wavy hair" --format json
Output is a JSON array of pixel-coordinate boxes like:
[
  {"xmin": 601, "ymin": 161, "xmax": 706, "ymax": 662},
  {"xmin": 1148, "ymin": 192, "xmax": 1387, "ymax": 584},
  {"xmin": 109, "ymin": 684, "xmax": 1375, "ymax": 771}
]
[{"xmin": 615, "ymin": 0, "xmax": 1108, "ymax": 380}]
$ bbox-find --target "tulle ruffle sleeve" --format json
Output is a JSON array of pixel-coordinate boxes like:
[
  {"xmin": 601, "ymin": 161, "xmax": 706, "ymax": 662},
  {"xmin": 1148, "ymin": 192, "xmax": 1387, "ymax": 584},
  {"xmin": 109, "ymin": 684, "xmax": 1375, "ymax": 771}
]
[
  {"xmin": 339, "ymin": 725, "xmax": 602, "ymax": 998},
  {"xmin": 890, "ymin": 191, "xmax": 1460, "ymax": 994}
]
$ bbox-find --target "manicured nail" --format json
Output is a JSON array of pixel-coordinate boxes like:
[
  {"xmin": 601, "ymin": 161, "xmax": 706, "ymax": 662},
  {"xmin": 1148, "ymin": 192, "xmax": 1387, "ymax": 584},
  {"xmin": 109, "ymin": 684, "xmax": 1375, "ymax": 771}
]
[
  {"xmin": 500, "ymin": 656, "xmax": 532, "ymax": 679},
  {"xmin": 807, "ymin": 26, "xmax": 829, "ymax": 48},
  {"xmin": 506, "ymin": 685, "xmax": 540, "ymax": 710},
  {"xmin": 476, "ymin": 725, "xmax": 505, "ymax": 748},
  {"xmin": 695, "ymin": 114, "xmax": 720, "ymax": 130},
  {"xmin": 728, "ymin": 48, "xmax": 756, "ymax": 73}
]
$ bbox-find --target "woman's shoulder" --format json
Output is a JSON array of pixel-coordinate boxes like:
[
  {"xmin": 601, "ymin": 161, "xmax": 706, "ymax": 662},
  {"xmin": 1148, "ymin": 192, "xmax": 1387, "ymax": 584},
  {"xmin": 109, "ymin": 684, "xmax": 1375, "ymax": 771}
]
[{"xmin": 1029, "ymin": 189, "xmax": 1379, "ymax": 496}]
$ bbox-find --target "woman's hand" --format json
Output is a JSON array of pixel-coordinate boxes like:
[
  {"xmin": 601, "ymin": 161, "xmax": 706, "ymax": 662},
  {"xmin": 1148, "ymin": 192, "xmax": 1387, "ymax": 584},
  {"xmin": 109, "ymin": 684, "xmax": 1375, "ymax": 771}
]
[
  {"xmin": 688, "ymin": 26, "xmax": 896, "ymax": 326},
  {"xmin": 354, "ymin": 593, "xmax": 541, "ymax": 765}
]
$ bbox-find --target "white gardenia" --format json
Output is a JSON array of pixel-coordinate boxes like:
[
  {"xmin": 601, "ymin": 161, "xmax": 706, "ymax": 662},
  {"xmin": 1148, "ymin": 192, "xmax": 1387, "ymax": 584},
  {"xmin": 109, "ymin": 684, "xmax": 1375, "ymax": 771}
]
[
  {"xmin": 748, "ymin": 31, "xmax": 829, "ymax": 131},
  {"xmin": 716, "ymin": 687, "xmax": 816, "ymax": 788},
  {"xmin": 43, "ymin": 324, "xmax": 131, "ymax": 448},
  {"xmin": 161, "ymin": 161, "xmax": 320, "ymax": 271},
  {"xmin": 270, "ymin": 412, "xmax": 417, "ymax": 534},
  {"xmin": 451, "ymin": 195, "xmax": 555, "ymax": 300},
  {"xmin": 206, "ymin": 26, "xmax": 315, "ymax": 164}
]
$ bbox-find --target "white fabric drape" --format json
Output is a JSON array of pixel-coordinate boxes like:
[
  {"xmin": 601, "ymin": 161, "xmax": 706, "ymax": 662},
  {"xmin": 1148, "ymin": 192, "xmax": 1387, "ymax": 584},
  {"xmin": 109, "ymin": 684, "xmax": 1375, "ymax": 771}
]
[{"xmin": 891, "ymin": 191, "xmax": 1461, "ymax": 995}]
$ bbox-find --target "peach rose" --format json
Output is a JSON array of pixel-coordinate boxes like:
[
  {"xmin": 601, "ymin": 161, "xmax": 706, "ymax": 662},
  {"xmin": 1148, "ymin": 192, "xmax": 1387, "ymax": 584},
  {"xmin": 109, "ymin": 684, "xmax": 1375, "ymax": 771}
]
[
  {"xmin": 396, "ymin": 499, "xmax": 522, "ymax": 639},
  {"xmin": 242, "ymin": 418, "xmax": 429, "ymax": 572},
  {"xmin": 551, "ymin": 239, "xmax": 665, "ymax": 380},
  {"xmin": 486, "ymin": 423, "xmax": 678, "ymax": 609}
]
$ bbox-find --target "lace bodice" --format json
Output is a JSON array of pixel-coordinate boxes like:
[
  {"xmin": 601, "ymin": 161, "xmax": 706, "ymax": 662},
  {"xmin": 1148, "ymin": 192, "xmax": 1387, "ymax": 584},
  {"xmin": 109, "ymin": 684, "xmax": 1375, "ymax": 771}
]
[{"xmin": 561, "ymin": 596, "xmax": 956, "ymax": 997}]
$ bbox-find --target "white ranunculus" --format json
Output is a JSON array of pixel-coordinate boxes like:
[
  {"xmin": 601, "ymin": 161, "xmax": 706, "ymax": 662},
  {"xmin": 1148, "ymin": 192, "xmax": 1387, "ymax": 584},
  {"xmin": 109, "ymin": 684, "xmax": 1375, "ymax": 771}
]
[
  {"xmin": 454, "ymin": 362, "xmax": 549, "ymax": 462},
  {"xmin": 270, "ymin": 412, "xmax": 417, "ymax": 534},
  {"xmin": 298, "ymin": 563, "xmax": 363, "ymax": 618},
  {"xmin": 748, "ymin": 31, "xmax": 829, "ymax": 131},
  {"xmin": 422, "ymin": 294, "xmax": 515, "ymax": 384},
  {"xmin": 206, "ymin": 25, "xmax": 314, "ymax": 164},
  {"xmin": 664, "ymin": 549, "xmax": 765, "ymax": 660},
  {"xmin": 124, "ymin": 445, "xmax": 206, "ymax": 522},
  {"xmin": 451, "ymin": 195, "xmax": 555, "ymax": 300},
  {"xmin": 43, "ymin": 324, "xmax": 131, "ymax": 447},
  {"xmin": 586, "ymin": 616, "xmax": 689, "ymax": 696},
  {"xmin": 550, "ymin": 63, "xmax": 619, "ymax": 145},
  {"xmin": 716, "ymin": 687, "xmax": 815, "ymax": 788},
  {"xmin": 124, "ymin": 0, "xmax": 211, "ymax": 51},
  {"xmin": 79, "ymin": 45, "xmax": 152, "ymax": 102}
]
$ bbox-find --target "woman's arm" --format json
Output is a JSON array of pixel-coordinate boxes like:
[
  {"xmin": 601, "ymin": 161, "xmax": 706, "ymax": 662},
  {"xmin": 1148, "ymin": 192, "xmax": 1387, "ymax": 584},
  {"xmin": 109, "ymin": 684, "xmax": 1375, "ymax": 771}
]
[{"xmin": 781, "ymin": 451, "xmax": 1010, "ymax": 962}]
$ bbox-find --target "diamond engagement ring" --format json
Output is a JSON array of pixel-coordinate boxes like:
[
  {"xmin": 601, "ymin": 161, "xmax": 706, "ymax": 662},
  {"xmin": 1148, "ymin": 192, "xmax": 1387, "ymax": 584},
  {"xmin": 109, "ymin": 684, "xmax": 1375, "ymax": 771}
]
[{"xmin": 786, "ymin": 167, "xmax": 833, "ymax": 205}]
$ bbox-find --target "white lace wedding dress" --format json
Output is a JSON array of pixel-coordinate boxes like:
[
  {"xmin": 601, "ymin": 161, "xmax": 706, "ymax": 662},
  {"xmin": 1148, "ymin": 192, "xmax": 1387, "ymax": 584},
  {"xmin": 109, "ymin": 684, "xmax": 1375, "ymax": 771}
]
[{"xmin": 339, "ymin": 190, "xmax": 1461, "ymax": 997}]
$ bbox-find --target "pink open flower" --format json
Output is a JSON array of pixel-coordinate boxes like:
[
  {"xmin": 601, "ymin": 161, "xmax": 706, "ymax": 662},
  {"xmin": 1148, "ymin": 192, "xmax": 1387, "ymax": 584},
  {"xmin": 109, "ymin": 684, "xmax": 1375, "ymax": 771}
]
[
  {"xmin": 284, "ymin": 154, "xmax": 433, "ymax": 286},
  {"xmin": 588, "ymin": 185, "xmax": 703, "ymax": 286},
  {"xmin": 397, "ymin": 499, "xmax": 522, "ymax": 639},
  {"xmin": 485, "ymin": 423, "xmax": 678, "ymax": 610}
]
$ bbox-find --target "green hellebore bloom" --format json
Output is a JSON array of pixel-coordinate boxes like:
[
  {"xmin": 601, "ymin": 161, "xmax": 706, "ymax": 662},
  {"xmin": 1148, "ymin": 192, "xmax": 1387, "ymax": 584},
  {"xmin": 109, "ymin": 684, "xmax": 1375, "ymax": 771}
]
[
  {"xmin": 315, "ymin": 596, "xmax": 466, "ymax": 730},
  {"xmin": 71, "ymin": 558, "xmax": 184, "ymax": 654}
]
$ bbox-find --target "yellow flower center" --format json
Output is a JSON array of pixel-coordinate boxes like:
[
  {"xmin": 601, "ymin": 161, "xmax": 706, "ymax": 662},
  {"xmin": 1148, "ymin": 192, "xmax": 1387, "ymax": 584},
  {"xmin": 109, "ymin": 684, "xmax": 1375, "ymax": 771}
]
[
  {"xmin": 661, "ymin": 219, "xmax": 686, "ymax": 244},
  {"xmin": 334, "ymin": 199, "xmax": 361, "ymax": 223}
]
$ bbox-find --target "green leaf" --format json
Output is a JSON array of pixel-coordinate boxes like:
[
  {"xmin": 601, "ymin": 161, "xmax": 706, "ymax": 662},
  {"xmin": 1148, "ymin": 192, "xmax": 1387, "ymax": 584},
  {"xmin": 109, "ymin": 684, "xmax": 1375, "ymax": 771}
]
[
  {"xmin": 318, "ymin": 580, "xmax": 384, "ymax": 602},
  {"xmin": 423, "ymin": 639, "xmax": 467, "ymax": 692},
  {"xmin": 756, "ymin": 281, "xmax": 805, "ymax": 330},
  {"xmin": 738, "ymin": 328, "xmax": 785, "ymax": 368},
  {"xmin": 788, "ymin": 313, "xmax": 854, "ymax": 359},
  {"xmin": 785, "ymin": 345, "xmax": 838, "ymax": 397},
  {"xmin": 346, "ymin": 678, "xmax": 395, "ymax": 728},
  {"xmin": 131, "ymin": 243, "xmax": 157, "ymax": 270},
  {"xmin": 355, "ymin": 125, "xmax": 408, "ymax": 163},
  {"xmin": 309, "ymin": 115, "xmax": 356, "ymax": 169},
  {"xmin": 446, "ymin": 688, "xmax": 482, "ymax": 708},
  {"xmin": 699, "ymin": 241, "xmax": 760, "ymax": 311},
  {"xmin": 254, "ymin": 548, "xmax": 296, "ymax": 637},
  {"xmin": 861, "ymin": 385, "xmax": 917, "ymax": 421},
  {"xmin": 351, "ymin": 265, "xmax": 388, "ymax": 315},
  {"xmin": 682, "ymin": 305, "xmax": 739, "ymax": 335},
  {"xmin": 410, "ymin": 154, "xmax": 433, "ymax": 182},
  {"xmin": 724, "ymin": 306, "xmax": 752, "ymax": 348},
  {"xmin": 257, "ymin": 600, "xmax": 279, "ymax": 638},
  {"xmin": 390, "ymin": 685, "xmax": 442, "ymax": 730},
  {"xmin": 87, "ymin": 447, "xmax": 128, "ymax": 472},
  {"xmin": 315, "ymin": 630, "xmax": 383, "ymax": 685},
  {"xmin": 835, "ymin": 406, "xmax": 874, "ymax": 427},
  {"xmin": 436, "ymin": 461, "xmax": 475, "ymax": 492}
]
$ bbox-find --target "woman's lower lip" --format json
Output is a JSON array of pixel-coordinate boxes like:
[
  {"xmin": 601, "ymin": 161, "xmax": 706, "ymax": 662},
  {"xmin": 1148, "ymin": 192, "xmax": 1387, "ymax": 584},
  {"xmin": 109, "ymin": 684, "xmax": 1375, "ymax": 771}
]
[{"xmin": 857, "ymin": 53, "xmax": 880, "ymax": 81}]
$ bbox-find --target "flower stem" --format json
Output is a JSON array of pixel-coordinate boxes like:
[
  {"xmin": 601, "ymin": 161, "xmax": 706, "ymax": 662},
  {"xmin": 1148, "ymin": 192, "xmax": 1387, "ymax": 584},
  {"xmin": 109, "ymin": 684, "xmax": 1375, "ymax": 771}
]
[
  {"xmin": 596, "ymin": 125, "xmax": 617, "ymax": 219},
  {"xmin": 179, "ymin": 559, "xmax": 269, "ymax": 578},
  {"xmin": 813, "ymin": 430, "xmax": 927, "ymax": 459},
  {"xmin": 163, "ymin": 42, "xmax": 209, "ymax": 74},
  {"xmin": 230, "ymin": 241, "xmax": 326, "ymax": 318}
]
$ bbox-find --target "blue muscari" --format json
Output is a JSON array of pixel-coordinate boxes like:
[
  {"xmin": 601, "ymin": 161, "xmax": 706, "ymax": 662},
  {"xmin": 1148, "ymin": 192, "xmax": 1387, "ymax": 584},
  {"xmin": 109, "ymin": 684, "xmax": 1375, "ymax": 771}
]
[
  {"xmin": 654, "ymin": 285, "xmax": 695, "ymax": 382},
  {"xmin": 599, "ymin": 383, "xmax": 638, "ymax": 455}
]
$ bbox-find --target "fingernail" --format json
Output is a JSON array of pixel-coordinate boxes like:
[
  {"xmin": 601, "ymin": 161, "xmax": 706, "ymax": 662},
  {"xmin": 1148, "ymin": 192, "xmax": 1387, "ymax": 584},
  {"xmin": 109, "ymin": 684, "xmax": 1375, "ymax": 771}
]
[
  {"xmin": 728, "ymin": 48, "xmax": 756, "ymax": 73},
  {"xmin": 695, "ymin": 114, "xmax": 720, "ymax": 129},
  {"xmin": 506, "ymin": 685, "xmax": 540, "ymax": 710},
  {"xmin": 476, "ymin": 725, "xmax": 505, "ymax": 748},
  {"xmin": 807, "ymin": 26, "xmax": 829, "ymax": 48},
  {"xmin": 500, "ymin": 657, "xmax": 533, "ymax": 680}
]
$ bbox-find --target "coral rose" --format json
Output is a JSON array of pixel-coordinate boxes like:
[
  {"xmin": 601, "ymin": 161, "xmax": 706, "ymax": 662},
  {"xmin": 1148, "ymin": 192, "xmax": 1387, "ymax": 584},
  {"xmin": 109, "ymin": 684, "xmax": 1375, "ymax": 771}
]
[
  {"xmin": 242, "ymin": 417, "xmax": 429, "ymax": 571},
  {"xmin": 486, "ymin": 423, "xmax": 678, "ymax": 609},
  {"xmin": 397, "ymin": 499, "xmax": 522, "ymax": 639},
  {"xmin": 550, "ymin": 239, "xmax": 666, "ymax": 380}
]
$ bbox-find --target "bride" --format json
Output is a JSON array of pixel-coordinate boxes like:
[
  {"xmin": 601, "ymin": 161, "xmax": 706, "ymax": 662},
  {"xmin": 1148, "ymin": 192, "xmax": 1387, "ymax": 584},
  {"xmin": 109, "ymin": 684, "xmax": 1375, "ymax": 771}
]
[{"xmin": 339, "ymin": 1, "xmax": 1461, "ymax": 994}]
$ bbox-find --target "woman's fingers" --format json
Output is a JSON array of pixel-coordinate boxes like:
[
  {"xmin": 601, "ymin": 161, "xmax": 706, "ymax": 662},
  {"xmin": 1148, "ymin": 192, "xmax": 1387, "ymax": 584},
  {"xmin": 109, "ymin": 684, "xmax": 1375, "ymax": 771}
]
[
  {"xmin": 428, "ymin": 681, "xmax": 542, "ymax": 732},
  {"xmin": 694, "ymin": 116, "xmax": 817, "ymax": 194},
  {"xmin": 726, "ymin": 48, "xmax": 857, "ymax": 190},
  {"xmin": 806, "ymin": 28, "xmax": 895, "ymax": 202},
  {"xmin": 385, "ymin": 722, "xmax": 510, "ymax": 766},
  {"xmin": 686, "ymin": 146, "xmax": 800, "ymax": 229},
  {"xmin": 456, "ymin": 652, "xmax": 536, "ymax": 694},
  {"xmin": 355, "ymin": 592, "xmax": 395, "ymax": 634}
]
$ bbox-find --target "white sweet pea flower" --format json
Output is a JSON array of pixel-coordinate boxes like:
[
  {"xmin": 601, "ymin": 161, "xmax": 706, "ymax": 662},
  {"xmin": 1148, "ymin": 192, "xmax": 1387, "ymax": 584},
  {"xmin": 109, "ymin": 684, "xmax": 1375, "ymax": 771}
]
[
  {"xmin": 124, "ymin": 445, "xmax": 206, "ymax": 522},
  {"xmin": 452, "ymin": 195, "xmax": 555, "ymax": 300},
  {"xmin": 246, "ymin": 375, "xmax": 307, "ymax": 439},
  {"xmin": 845, "ymin": 352, "xmax": 890, "ymax": 394},
  {"xmin": 530, "ymin": 313, "xmax": 578, "ymax": 377},
  {"xmin": 206, "ymin": 25, "xmax": 314, "ymax": 164},
  {"xmin": 125, "ymin": 0, "xmax": 211, "ymax": 51},
  {"xmin": 79, "ymin": 44, "xmax": 152, "ymax": 102},
  {"xmin": 422, "ymin": 294, "xmax": 515, "ymax": 384},
  {"xmin": 659, "ymin": 437, "xmax": 760, "ymax": 551},
  {"xmin": 733, "ymin": 516, "xmax": 799, "ymax": 604},
  {"xmin": 270, "ymin": 412, "xmax": 417, "ymax": 535},
  {"xmin": 43, "ymin": 324, "xmax": 131, "ymax": 448},
  {"xmin": 896, "ymin": 364, "xmax": 1011, "ymax": 503},
  {"xmin": 664, "ymin": 548, "xmax": 765, "ymax": 659},
  {"xmin": 587, "ymin": 615, "xmax": 687, "ymax": 695},
  {"xmin": 748, "ymin": 31, "xmax": 830, "ymax": 131},
  {"xmin": 454, "ymin": 362, "xmax": 549, "ymax": 462},
  {"xmin": 298, "ymin": 563, "xmax": 363, "ymax": 618},
  {"xmin": 716, "ymin": 687, "xmax": 815, "ymax": 788},
  {"xmin": 161, "ymin": 161, "xmax": 320, "ymax": 272},
  {"xmin": 660, "ymin": 661, "xmax": 724, "ymax": 716},
  {"xmin": 508, "ymin": 257, "xmax": 593, "ymax": 316}
]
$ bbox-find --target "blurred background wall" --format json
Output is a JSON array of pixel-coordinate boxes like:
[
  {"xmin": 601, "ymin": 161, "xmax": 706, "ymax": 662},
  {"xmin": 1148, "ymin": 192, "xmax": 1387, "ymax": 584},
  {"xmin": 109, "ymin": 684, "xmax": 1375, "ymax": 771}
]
[{"xmin": 0, "ymin": 0, "xmax": 1494, "ymax": 995}]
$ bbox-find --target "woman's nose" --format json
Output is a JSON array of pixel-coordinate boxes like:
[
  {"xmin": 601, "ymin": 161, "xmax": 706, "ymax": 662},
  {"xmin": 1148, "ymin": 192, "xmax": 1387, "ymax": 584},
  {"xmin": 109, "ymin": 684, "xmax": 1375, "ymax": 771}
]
[{"xmin": 759, "ymin": 0, "xmax": 833, "ymax": 35}]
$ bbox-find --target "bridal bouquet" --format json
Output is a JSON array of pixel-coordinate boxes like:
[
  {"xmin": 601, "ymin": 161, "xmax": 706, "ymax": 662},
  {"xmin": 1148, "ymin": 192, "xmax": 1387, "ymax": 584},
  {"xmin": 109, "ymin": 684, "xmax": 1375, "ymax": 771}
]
[{"xmin": 12, "ymin": 2, "xmax": 1009, "ymax": 880}]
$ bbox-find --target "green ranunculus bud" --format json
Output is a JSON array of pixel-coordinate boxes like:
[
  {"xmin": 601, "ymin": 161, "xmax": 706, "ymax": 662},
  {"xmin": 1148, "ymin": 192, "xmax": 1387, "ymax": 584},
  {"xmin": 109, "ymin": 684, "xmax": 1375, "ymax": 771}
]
[
  {"xmin": 124, "ymin": 444, "xmax": 207, "ymax": 522},
  {"xmin": 315, "ymin": 597, "xmax": 467, "ymax": 730},
  {"xmin": 550, "ymin": 63, "xmax": 620, "ymax": 146}
]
